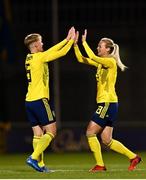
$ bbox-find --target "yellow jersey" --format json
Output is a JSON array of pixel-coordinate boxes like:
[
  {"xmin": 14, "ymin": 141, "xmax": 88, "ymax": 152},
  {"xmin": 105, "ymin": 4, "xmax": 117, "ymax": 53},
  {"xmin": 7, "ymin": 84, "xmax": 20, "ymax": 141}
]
[
  {"xmin": 74, "ymin": 41, "xmax": 118, "ymax": 103},
  {"xmin": 25, "ymin": 39, "xmax": 74, "ymax": 101}
]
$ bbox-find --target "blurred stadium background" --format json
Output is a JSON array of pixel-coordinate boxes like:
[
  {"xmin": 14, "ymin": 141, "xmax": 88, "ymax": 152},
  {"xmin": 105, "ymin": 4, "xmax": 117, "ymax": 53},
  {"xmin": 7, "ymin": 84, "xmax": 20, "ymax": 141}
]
[{"xmin": 0, "ymin": 0, "xmax": 146, "ymax": 154}]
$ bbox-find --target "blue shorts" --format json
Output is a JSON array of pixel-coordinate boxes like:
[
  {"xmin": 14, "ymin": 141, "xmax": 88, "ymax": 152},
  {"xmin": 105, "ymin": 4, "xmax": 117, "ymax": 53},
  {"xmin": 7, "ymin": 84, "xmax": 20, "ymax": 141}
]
[
  {"xmin": 91, "ymin": 102, "xmax": 118, "ymax": 127},
  {"xmin": 25, "ymin": 98, "xmax": 56, "ymax": 127}
]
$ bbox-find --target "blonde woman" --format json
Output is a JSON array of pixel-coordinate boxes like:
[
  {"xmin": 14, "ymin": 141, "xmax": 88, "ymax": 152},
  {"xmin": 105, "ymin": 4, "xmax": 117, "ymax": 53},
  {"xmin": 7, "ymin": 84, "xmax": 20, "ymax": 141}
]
[{"xmin": 74, "ymin": 30, "xmax": 141, "ymax": 172}]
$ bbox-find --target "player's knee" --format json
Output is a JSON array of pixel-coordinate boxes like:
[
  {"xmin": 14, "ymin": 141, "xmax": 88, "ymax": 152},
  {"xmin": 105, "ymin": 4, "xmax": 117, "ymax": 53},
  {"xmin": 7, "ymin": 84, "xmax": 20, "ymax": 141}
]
[
  {"xmin": 86, "ymin": 129, "xmax": 96, "ymax": 137},
  {"xmin": 46, "ymin": 130, "xmax": 56, "ymax": 138},
  {"xmin": 101, "ymin": 137, "xmax": 111, "ymax": 146},
  {"xmin": 51, "ymin": 131, "xmax": 56, "ymax": 137},
  {"xmin": 43, "ymin": 122, "xmax": 57, "ymax": 137},
  {"xmin": 33, "ymin": 128, "xmax": 43, "ymax": 137}
]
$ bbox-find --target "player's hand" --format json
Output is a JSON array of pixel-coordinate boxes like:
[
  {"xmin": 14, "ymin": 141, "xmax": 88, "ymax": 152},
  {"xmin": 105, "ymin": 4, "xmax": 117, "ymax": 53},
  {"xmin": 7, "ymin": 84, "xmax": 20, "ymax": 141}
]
[
  {"xmin": 66, "ymin": 26, "xmax": 75, "ymax": 41},
  {"xmin": 71, "ymin": 27, "xmax": 76, "ymax": 40},
  {"xmin": 74, "ymin": 31, "xmax": 79, "ymax": 46},
  {"xmin": 82, "ymin": 29, "xmax": 87, "ymax": 42}
]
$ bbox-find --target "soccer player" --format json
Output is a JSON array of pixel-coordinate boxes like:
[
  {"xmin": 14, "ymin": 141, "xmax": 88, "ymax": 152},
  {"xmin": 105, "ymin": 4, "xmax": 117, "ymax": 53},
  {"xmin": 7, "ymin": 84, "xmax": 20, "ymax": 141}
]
[
  {"xmin": 74, "ymin": 30, "xmax": 141, "ymax": 172},
  {"xmin": 24, "ymin": 27, "xmax": 75, "ymax": 172}
]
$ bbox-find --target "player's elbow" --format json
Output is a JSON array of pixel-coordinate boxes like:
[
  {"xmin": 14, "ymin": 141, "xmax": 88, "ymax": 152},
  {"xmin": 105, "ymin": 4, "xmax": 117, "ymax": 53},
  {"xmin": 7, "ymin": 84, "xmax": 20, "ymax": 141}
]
[{"xmin": 77, "ymin": 58, "xmax": 83, "ymax": 63}]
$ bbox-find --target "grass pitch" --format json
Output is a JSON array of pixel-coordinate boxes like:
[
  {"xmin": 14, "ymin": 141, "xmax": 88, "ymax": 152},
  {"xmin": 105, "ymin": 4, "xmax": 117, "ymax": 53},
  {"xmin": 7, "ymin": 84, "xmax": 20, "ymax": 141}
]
[{"xmin": 0, "ymin": 151, "xmax": 145, "ymax": 179}]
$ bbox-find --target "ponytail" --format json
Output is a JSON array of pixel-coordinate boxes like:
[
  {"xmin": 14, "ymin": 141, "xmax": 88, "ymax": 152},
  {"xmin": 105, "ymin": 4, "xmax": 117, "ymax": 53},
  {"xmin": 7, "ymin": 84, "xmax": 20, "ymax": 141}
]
[{"xmin": 111, "ymin": 44, "xmax": 127, "ymax": 71}]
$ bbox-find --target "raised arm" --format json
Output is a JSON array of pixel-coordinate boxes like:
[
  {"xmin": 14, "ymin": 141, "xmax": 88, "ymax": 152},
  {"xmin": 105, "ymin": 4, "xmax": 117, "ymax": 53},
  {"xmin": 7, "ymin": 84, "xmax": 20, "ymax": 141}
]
[
  {"xmin": 81, "ymin": 29, "xmax": 96, "ymax": 59},
  {"xmin": 83, "ymin": 41, "xmax": 114, "ymax": 68},
  {"xmin": 42, "ymin": 40, "xmax": 73, "ymax": 62},
  {"xmin": 82, "ymin": 30, "xmax": 114, "ymax": 68},
  {"xmin": 41, "ymin": 27, "xmax": 75, "ymax": 62},
  {"xmin": 46, "ymin": 27, "xmax": 75, "ymax": 52},
  {"xmin": 74, "ymin": 31, "xmax": 98, "ymax": 67},
  {"xmin": 47, "ymin": 39, "xmax": 68, "ymax": 52}
]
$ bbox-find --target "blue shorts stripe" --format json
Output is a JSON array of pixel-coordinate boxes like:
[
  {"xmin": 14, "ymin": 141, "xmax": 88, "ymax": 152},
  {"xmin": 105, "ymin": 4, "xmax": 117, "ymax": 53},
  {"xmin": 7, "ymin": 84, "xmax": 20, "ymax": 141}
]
[{"xmin": 42, "ymin": 98, "xmax": 54, "ymax": 122}]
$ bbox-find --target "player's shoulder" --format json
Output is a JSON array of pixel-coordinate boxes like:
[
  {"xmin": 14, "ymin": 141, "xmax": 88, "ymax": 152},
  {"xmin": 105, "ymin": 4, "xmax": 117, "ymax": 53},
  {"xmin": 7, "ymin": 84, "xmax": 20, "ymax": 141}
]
[
  {"xmin": 103, "ymin": 56, "xmax": 116, "ymax": 65},
  {"xmin": 31, "ymin": 52, "xmax": 44, "ymax": 60},
  {"xmin": 108, "ymin": 57, "xmax": 116, "ymax": 65},
  {"xmin": 25, "ymin": 53, "xmax": 33, "ymax": 62}
]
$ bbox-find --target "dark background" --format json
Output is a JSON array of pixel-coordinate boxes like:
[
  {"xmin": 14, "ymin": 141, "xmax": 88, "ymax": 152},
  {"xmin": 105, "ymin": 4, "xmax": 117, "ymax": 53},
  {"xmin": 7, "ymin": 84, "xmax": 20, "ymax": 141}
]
[{"xmin": 0, "ymin": 0, "xmax": 146, "ymax": 152}]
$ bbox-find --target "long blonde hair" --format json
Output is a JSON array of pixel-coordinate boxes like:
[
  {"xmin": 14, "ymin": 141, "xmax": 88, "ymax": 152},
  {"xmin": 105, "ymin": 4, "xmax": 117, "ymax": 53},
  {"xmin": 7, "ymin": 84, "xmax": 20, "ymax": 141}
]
[{"xmin": 101, "ymin": 38, "xmax": 127, "ymax": 71}]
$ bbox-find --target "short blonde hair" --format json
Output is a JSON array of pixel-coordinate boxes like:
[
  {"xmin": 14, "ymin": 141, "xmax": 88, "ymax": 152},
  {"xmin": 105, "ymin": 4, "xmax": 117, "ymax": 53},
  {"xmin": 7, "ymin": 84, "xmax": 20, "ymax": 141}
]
[{"xmin": 24, "ymin": 33, "xmax": 41, "ymax": 48}]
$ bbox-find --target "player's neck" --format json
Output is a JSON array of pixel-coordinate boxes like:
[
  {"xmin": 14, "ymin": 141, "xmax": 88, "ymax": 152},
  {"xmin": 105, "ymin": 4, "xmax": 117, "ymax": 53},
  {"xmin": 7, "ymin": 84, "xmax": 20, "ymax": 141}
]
[{"xmin": 30, "ymin": 48, "xmax": 39, "ymax": 54}]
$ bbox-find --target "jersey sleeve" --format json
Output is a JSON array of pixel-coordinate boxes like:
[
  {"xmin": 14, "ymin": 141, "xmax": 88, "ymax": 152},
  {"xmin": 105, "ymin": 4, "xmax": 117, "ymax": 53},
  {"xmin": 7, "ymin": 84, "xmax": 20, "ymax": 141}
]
[
  {"xmin": 47, "ymin": 39, "xmax": 67, "ymax": 52},
  {"xmin": 41, "ymin": 39, "xmax": 74, "ymax": 62},
  {"xmin": 74, "ymin": 45, "xmax": 98, "ymax": 67},
  {"xmin": 83, "ymin": 41, "xmax": 114, "ymax": 68},
  {"xmin": 82, "ymin": 41, "xmax": 96, "ymax": 59}
]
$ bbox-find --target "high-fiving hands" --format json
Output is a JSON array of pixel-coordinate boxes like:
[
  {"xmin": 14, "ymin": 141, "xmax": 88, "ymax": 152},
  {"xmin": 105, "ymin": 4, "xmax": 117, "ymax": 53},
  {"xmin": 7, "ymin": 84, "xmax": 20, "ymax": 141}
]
[
  {"xmin": 66, "ymin": 26, "xmax": 76, "ymax": 41},
  {"xmin": 67, "ymin": 27, "xmax": 87, "ymax": 45}
]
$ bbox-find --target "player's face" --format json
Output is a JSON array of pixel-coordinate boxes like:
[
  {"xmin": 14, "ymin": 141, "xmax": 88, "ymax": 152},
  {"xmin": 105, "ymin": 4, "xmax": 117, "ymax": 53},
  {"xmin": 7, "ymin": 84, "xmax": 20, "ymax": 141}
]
[
  {"xmin": 36, "ymin": 37, "xmax": 43, "ymax": 52},
  {"xmin": 97, "ymin": 41, "xmax": 109, "ymax": 57}
]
